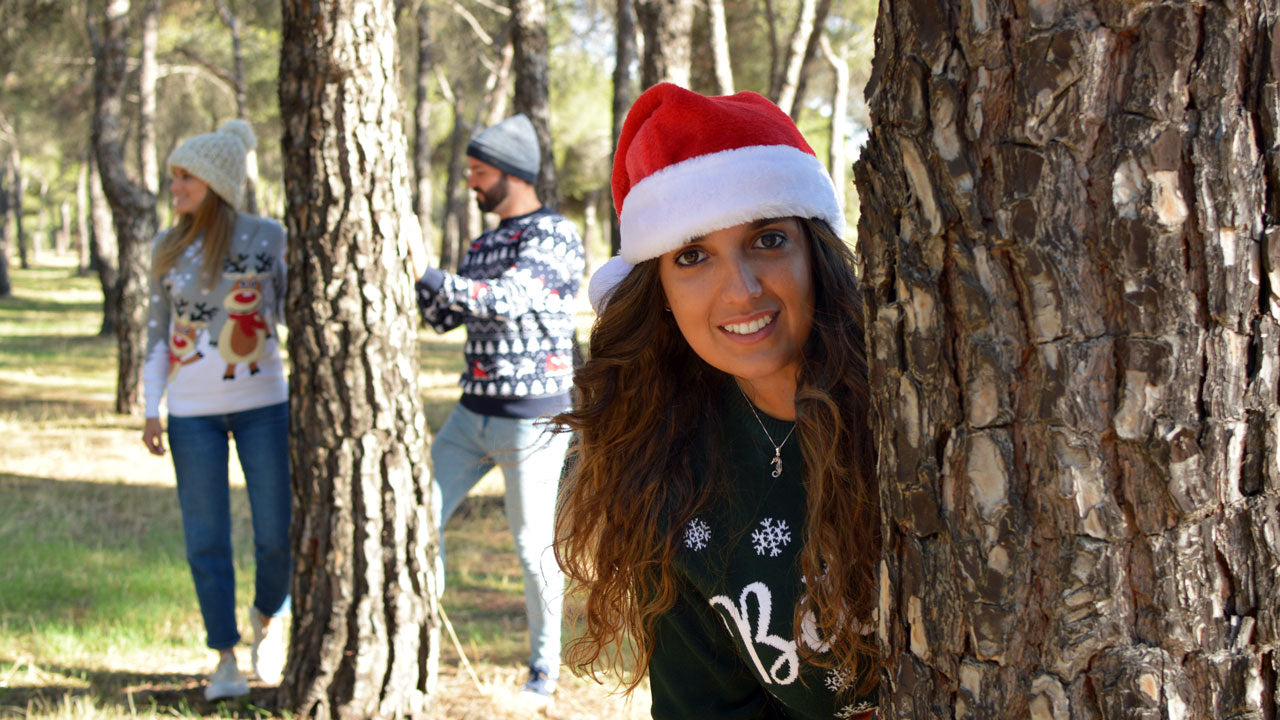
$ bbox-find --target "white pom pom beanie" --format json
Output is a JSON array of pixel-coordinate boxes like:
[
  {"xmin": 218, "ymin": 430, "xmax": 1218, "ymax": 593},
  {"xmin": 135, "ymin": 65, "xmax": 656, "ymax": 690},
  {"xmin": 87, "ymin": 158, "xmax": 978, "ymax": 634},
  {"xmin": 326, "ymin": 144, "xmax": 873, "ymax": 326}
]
[
  {"xmin": 166, "ymin": 119, "xmax": 258, "ymax": 210},
  {"xmin": 587, "ymin": 83, "xmax": 844, "ymax": 313}
]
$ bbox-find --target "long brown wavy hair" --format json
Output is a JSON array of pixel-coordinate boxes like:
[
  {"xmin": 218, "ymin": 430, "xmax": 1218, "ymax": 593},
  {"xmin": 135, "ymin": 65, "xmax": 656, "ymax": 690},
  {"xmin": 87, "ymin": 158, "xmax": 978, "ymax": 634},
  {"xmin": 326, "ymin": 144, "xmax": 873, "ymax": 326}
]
[
  {"xmin": 553, "ymin": 217, "xmax": 880, "ymax": 696},
  {"xmin": 151, "ymin": 188, "xmax": 237, "ymax": 290}
]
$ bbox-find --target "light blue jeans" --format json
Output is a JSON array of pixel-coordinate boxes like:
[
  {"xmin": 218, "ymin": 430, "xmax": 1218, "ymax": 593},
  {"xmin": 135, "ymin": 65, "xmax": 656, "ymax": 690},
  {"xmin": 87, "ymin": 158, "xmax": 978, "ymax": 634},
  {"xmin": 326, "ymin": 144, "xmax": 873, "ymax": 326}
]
[
  {"xmin": 431, "ymin": 405, "xmax": 569, "ymax": 673},
  {"xmin": 168, "ymin": 401, "xmax": 292, "ymax": 651}
]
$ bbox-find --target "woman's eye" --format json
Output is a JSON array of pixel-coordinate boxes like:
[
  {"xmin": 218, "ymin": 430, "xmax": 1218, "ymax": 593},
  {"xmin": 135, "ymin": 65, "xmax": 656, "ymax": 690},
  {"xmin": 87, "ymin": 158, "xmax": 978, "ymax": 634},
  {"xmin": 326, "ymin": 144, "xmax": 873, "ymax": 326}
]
[
  {"xmin": 754, "ymin": 231, "xmax": 788, "ymax": 249},
  {"xmin": 674, "ymin": 247, "xmax": 706, "ymax": 266}
]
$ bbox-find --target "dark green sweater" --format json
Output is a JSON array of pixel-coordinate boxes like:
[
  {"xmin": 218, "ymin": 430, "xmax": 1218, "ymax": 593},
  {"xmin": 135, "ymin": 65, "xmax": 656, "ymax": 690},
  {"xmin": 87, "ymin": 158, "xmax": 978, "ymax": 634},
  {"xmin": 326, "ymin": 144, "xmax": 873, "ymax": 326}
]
[{"xmin": 649, "ymin": 389, "xmax": 877, "ymax": 720}]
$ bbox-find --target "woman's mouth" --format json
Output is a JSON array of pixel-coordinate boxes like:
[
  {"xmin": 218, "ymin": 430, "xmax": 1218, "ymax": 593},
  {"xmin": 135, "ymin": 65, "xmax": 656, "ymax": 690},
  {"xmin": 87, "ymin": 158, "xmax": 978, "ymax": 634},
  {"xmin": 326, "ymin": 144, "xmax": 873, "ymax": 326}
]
[{"xmin": 720, "ymin": 312, "xmax": 777, "ymax": 336}]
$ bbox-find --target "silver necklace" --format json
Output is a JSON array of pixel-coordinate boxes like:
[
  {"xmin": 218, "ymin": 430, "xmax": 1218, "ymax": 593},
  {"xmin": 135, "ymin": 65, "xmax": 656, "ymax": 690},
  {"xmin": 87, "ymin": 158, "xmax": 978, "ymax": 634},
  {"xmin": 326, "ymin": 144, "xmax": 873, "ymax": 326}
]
[{"xmin": 738, "ymin": 385, "xmax": 796, "ymax": 478}]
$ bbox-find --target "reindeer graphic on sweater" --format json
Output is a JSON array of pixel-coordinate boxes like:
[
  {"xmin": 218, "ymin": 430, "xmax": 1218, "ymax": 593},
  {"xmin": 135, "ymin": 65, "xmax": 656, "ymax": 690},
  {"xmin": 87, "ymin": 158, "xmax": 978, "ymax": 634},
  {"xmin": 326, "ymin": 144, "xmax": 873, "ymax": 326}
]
[
  {"xmin": 217, "ymin": 253, "xmax": 274, "ymax": 380},
  {"xmin": 168, "ymin": 299, "xmax": 218, "ymax": 381}
]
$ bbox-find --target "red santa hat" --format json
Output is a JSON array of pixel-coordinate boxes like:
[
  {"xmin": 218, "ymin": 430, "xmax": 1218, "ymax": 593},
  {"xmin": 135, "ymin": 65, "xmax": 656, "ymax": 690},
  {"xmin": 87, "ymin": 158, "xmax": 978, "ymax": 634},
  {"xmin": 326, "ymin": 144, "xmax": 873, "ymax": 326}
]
[{"xmin": 588, "ymin": 83, "xmax": 845, "ymax": 312}]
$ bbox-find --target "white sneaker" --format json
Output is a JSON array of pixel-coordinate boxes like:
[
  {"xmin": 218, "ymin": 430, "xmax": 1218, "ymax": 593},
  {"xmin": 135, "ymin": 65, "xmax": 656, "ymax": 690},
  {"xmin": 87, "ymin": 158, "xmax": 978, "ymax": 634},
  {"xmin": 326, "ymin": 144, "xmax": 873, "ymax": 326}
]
[
  {"xmin": 250, "ymin": 606, "xmax": 287, "ymax": 684},
  {"xmin": 204, "ymin": 655, "xmax": 249, "ymax": 701}
]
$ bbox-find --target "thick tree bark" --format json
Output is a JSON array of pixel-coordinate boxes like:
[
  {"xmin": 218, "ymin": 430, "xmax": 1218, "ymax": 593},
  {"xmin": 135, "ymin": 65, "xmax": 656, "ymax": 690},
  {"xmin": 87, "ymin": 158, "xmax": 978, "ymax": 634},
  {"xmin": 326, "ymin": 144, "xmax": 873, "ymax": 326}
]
[
  {"xmin": 277, "ymin": 1, "xmax": 439, "ymax": 716},
  {"xmin": 510, "ymin": 0, "xmax": 558, "ymax": 207},
  {"xmin": 89, "ymin": 0, "xmax": 158, "ymax": 415},
  {"xmin": 707, "ymin": 0, "xmax": 734, "ymax": 95},
  {"xmin": 610, "ymin": 0, "xmax": 638, "ymax": 255},
  {"xmin": 137, "ymin": 0, "xmax": 158, "ymax": 196},
  {"xmin": 855, "ymin": 0, "xmax": 1280, "ymax": 717},
  {"xmin": 636, "ymin": 0, "xmax": 693, "ymax": 89},
  {"xmin": 88, "ymin": 148, "xmax": 119, "ymax": 337},
  {"xmin": 412, "ymin": 0, "xmax": 436, "ymax": 267}
]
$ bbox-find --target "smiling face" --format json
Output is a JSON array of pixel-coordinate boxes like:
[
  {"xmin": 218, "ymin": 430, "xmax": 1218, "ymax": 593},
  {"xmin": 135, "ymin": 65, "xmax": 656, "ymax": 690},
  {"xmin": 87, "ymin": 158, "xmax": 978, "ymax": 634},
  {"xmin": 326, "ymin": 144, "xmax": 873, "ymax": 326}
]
[
  {"xmin": 169, "ymin": 166, "xmax": 209, "ymax": 215},
  {"xmin": 658, "ymin": 218, "xmax": 815, "ymax": 410}
]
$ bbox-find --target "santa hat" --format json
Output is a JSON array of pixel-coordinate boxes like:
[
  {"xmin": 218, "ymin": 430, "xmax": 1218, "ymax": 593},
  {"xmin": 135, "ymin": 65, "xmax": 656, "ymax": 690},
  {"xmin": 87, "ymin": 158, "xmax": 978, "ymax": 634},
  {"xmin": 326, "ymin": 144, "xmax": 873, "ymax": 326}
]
[{"xmin": 588, "ymin": 83, "xmax": 844, "ymax": 312}]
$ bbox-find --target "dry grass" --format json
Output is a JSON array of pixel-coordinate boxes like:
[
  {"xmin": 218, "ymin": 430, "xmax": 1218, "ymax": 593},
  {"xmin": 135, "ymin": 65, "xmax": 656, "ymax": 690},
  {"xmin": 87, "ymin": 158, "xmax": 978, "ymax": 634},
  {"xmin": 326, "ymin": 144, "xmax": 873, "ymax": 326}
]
[{"xmin": 0, "ymin": 257, "xmax": 646, "ymax": 719}]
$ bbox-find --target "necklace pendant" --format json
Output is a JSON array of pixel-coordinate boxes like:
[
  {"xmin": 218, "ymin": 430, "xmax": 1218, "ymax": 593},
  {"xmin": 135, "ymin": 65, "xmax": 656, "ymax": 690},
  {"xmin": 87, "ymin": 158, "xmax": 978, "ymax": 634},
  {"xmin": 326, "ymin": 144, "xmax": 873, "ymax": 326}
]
[{"xmin": 771, "ymin": 453, "xmax": 783, "ymax": 478}]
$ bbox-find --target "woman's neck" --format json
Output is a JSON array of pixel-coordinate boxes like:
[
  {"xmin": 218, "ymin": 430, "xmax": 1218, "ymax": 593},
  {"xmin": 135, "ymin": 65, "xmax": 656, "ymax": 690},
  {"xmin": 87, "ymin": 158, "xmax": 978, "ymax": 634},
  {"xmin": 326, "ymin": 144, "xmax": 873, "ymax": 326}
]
[{"xmin": 734, "ymin": 376, "xmax": 797, "ymax": 421}]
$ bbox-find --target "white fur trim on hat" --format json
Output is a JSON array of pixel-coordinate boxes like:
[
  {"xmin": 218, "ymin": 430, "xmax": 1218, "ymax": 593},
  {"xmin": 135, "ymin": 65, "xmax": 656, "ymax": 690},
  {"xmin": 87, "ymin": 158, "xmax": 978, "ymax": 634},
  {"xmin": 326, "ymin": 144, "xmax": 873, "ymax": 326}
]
[
  {"xmin": 618, "ymin": 144, "xmax": 844, "ymax": 265},
  {"xmin": 588, "ymin": 255, "xmax": 635, "ymax": 313}
]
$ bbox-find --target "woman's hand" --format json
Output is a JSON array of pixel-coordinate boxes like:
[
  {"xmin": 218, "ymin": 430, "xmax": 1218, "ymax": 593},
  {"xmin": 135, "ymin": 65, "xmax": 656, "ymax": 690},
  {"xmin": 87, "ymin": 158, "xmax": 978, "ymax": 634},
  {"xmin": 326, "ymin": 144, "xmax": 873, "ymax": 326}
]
[{"xmin": 143, "ymin": 417, "xmax": 166, "ymax": 456}]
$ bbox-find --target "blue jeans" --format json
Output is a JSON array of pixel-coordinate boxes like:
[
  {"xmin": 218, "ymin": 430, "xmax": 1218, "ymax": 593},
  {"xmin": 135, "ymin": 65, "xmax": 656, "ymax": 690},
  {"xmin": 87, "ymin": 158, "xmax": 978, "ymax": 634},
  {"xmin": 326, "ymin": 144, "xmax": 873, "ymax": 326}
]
[
  {"xmin": 168, "ymin": 401, "xmax": 292, "ymax": 651},
  {"xmin": 431, "ymin": 405, "xmax": 569, "ymax": 672}
]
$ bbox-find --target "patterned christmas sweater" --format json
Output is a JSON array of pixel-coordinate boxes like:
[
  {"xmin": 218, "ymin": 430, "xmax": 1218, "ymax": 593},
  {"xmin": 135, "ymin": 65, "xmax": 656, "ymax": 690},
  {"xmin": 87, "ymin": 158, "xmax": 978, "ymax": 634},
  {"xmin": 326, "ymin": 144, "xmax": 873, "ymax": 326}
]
[
  {"xmin": 142, "ymin": 214, "xmax": 288, "ymax": 418},
  {"xmin": 650, "ymin": 389, "xmax": 878, "ymax": 720},
  {"xmin": 416, "ymin": 207, "xmax": 584, "ymax": 418}
]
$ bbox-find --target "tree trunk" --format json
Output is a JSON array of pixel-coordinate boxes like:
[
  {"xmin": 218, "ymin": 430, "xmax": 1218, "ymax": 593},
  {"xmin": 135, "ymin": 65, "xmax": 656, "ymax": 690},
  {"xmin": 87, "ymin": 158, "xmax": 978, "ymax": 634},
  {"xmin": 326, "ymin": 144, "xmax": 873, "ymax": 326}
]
[
  {"xmin": 854, "ymin": 0, "xmax": 1280, "ymax": 717},
  {"xmin": 636, "ymin": 0, "xmax": 693, "ymax": 89},
  {"xmin": 787, "ymin": 0, "xmax": 832, "ymax": 123},
  {"xmin": 88, "ymin": 0, "xmax": 158, "ymax": 415},
  {"xmin": 277, "ymin": 1, "xmax": 440, "ymax": 716},
  {"xmin": 440, "ymin": 103, "xmax": 469, "ymax": 273},
  {"xmin": 610, "ymin": 0, "xmax": 638, "ymax": 255},
  {"xmin": 707, "ymin": 0, "xmax": 733, "ymax": 95},
  {"xmin": 138, "ymin": 0, "xmax": 158, "ymax": 196},
  {"xmin": 56, "ymin": 202, "xmax": 71, "ymax": 254},
  {"xmin": 412, "ymin": 0, "xmax": 436, "ymax": 267},
  {"xmin": 76, "ymin": 161, "xmax": 91, "ymax": 275},
  {"xmin": 0, "ymin": 159, "xmax": 10, "ymax": 298},
  {"xmin": 11, "ymin": 148, "xmax": 27, "ymax": 270},
  {"xmin": 88, "ymin": 148, "xmax": 119, "ymax": 336},
  {"xmin": 770, "ymin": 0, "xmax": 817, "ymax": 116},
  {"xmin": 819, "ymin": 35, "xmax": 848, "ymax": 204},
  {"xmin": 510, "ymin": 0, "xmax": 558, "ymax": 207},
  {"xmin": 215, "ymin": 0, "xmax": 257, "ymax": 215}
]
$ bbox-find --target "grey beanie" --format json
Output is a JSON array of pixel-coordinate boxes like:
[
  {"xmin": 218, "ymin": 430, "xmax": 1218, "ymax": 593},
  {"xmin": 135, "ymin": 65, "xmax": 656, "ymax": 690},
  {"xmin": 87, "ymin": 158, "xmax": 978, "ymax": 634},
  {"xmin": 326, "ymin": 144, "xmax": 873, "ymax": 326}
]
[
  {"xmin": 167, "ymin": 119, "xmax": 257, "ymax": 210},
  {"xmin": 466, "ymin": 114, "xmax": 540, "ymax": 184}
]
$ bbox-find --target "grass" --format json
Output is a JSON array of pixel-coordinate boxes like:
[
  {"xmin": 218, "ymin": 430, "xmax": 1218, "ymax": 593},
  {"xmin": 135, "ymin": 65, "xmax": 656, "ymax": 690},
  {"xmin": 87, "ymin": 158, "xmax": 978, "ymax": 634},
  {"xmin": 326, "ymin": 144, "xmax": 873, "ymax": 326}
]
[{"xmin": 0, "ymin": 256, "xmax": 647, "ymax": 719}]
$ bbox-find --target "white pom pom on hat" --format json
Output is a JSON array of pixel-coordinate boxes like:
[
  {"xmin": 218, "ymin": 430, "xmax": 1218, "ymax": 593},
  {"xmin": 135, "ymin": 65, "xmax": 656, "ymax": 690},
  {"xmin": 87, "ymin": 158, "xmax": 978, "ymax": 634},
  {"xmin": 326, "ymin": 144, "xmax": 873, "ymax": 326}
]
[
  {"xmin": 587, "ymin": 83, "xmax": 844, "ymax": 313},
  {"xmin": 166, "ymin": 119, "xmax": 258, "ymax": 211}
]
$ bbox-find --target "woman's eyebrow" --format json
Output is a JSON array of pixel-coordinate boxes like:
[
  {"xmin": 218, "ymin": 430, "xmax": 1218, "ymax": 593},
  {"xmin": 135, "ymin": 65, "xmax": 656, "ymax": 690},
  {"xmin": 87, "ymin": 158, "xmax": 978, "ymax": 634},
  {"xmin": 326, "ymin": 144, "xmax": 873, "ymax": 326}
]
[{"xmin": 687, "ymin": 218, "xmax": 786, "ymax": 244}]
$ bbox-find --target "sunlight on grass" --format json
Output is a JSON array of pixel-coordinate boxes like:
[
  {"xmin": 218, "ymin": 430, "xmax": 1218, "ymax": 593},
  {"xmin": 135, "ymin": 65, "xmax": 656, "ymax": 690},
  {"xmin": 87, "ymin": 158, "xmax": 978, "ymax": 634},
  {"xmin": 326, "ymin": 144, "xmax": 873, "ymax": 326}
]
[{"xmin": 0, "ymin": 257, "xmax": 646, "ymax": 719}]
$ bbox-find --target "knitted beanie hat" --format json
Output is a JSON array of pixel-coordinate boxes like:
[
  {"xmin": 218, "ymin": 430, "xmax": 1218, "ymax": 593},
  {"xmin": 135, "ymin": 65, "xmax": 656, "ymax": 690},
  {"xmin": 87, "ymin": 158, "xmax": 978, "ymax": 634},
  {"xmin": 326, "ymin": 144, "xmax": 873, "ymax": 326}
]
[
  {"xmin": 466, "ymin": 114, "xmax": 541, "ymax": 185},
  {"xmin": 166, "ymin": 119, "xmax": 257, "ymax": 210},
  {"xmin": 587, "ymin": 83, "xmax": 844, "ymax": 313}
]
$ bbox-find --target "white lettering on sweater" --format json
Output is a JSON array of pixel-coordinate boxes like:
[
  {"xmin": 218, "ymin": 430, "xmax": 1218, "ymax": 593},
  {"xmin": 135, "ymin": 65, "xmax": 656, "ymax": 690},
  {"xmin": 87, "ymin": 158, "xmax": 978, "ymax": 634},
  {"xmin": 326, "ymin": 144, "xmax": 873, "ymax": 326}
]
[{"xmin": 710, "ymin": 582, "xmax": 805, "ymax": 685}]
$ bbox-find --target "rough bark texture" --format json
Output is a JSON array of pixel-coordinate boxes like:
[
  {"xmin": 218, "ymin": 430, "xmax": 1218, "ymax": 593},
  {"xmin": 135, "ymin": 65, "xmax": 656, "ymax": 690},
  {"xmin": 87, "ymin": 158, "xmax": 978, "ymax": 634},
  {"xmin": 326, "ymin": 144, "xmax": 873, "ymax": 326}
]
[
  {"xmin": 855, "ymin": 0, "xmax": 1280, "ymax": 717},
  {"xmin": 89, "ymin": 0, "xmax": 158, "ymax": 415},
  {"xmin": 610, "ymin": 0, "xmax": 638, "ymax": 255},
  {"xmin": 277, "ymin": 1, "xmax": 439, "ymax": 717},
  {"xmin": 636, "ymin": 0, "xmax": 694, "ymax": 89},
  {"xmin": 88, "ymin": 149, "xmax": 119, "ymax": 337},
  {"xmin": 510, "ymin": 0, "xmax": 558, "ymax": 208}
]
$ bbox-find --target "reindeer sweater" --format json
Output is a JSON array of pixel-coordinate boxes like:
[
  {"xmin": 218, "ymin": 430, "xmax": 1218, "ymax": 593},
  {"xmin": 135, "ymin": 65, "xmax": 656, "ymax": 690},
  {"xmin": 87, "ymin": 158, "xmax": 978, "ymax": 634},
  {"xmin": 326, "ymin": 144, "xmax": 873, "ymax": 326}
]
[{"xmin": 142, "ymin": 214, "xmax": 288, "ymax": 419}]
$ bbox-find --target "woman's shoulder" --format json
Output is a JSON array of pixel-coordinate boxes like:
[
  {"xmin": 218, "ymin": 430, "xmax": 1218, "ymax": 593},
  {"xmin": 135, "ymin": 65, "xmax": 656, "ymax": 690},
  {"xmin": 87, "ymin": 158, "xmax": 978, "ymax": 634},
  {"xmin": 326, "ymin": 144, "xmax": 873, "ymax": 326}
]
[{"xmin": 235, "ymin": 213, "xmax": 286, "ymax": 242}]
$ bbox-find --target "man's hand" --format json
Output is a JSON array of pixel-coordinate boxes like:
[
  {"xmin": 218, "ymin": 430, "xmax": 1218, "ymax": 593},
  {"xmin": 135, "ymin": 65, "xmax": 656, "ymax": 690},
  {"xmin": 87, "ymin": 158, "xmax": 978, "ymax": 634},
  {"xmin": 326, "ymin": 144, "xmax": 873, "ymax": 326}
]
[
  {"xmin": 143, "ymin": 417, "xmax": 166, "ymax": 457},
  {"xmin": 403, "ymin": 213, "xmax": 429, "ymax": 280}
]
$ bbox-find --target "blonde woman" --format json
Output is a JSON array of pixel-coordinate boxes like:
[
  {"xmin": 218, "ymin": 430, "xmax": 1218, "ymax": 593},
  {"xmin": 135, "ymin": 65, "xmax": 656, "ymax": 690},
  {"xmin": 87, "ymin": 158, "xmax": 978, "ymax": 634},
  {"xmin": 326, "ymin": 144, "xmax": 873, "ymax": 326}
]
[{"xmin": 141, "ymin": 120, "xmax": 290, "ymax": 701}]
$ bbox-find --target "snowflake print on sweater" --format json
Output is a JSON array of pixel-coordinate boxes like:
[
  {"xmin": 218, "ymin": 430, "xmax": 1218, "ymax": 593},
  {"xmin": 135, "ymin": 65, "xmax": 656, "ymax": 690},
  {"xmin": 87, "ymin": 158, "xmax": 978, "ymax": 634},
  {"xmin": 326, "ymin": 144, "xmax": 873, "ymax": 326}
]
[
  {"xmin": 752, "ymin": 518, "xmax": 792, "ymax": 557},
  {"xmin": 685, "ymin": 518, "xmax": 711, "ymax": 551},
  {"xmin": 416, "ymin": 207, "xmax": 583, "ymax": 402}
]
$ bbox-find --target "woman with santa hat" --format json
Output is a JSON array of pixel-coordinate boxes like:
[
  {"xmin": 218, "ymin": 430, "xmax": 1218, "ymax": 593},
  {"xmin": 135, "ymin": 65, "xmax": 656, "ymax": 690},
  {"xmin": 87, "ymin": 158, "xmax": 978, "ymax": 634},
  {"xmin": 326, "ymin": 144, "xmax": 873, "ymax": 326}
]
[{"xmin": 554, "ymin": 83, "xmax": 879, "ymax": 718}]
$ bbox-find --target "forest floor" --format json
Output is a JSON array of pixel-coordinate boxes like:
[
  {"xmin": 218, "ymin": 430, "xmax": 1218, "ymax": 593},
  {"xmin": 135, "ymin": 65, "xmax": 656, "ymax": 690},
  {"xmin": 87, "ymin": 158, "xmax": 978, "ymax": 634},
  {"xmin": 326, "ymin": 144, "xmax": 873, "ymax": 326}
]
[{"xmin": 0, "ymin": 256, "xmax": 648, "ymax": 719}]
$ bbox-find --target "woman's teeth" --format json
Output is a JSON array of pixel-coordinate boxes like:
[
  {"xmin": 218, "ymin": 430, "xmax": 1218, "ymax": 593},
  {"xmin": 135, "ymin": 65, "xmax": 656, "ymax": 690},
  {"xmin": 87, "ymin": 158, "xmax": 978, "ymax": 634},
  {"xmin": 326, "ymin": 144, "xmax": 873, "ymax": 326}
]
[{"xmin": 723, "ymin": 313, "xmax": 775, "ymax": 335}]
